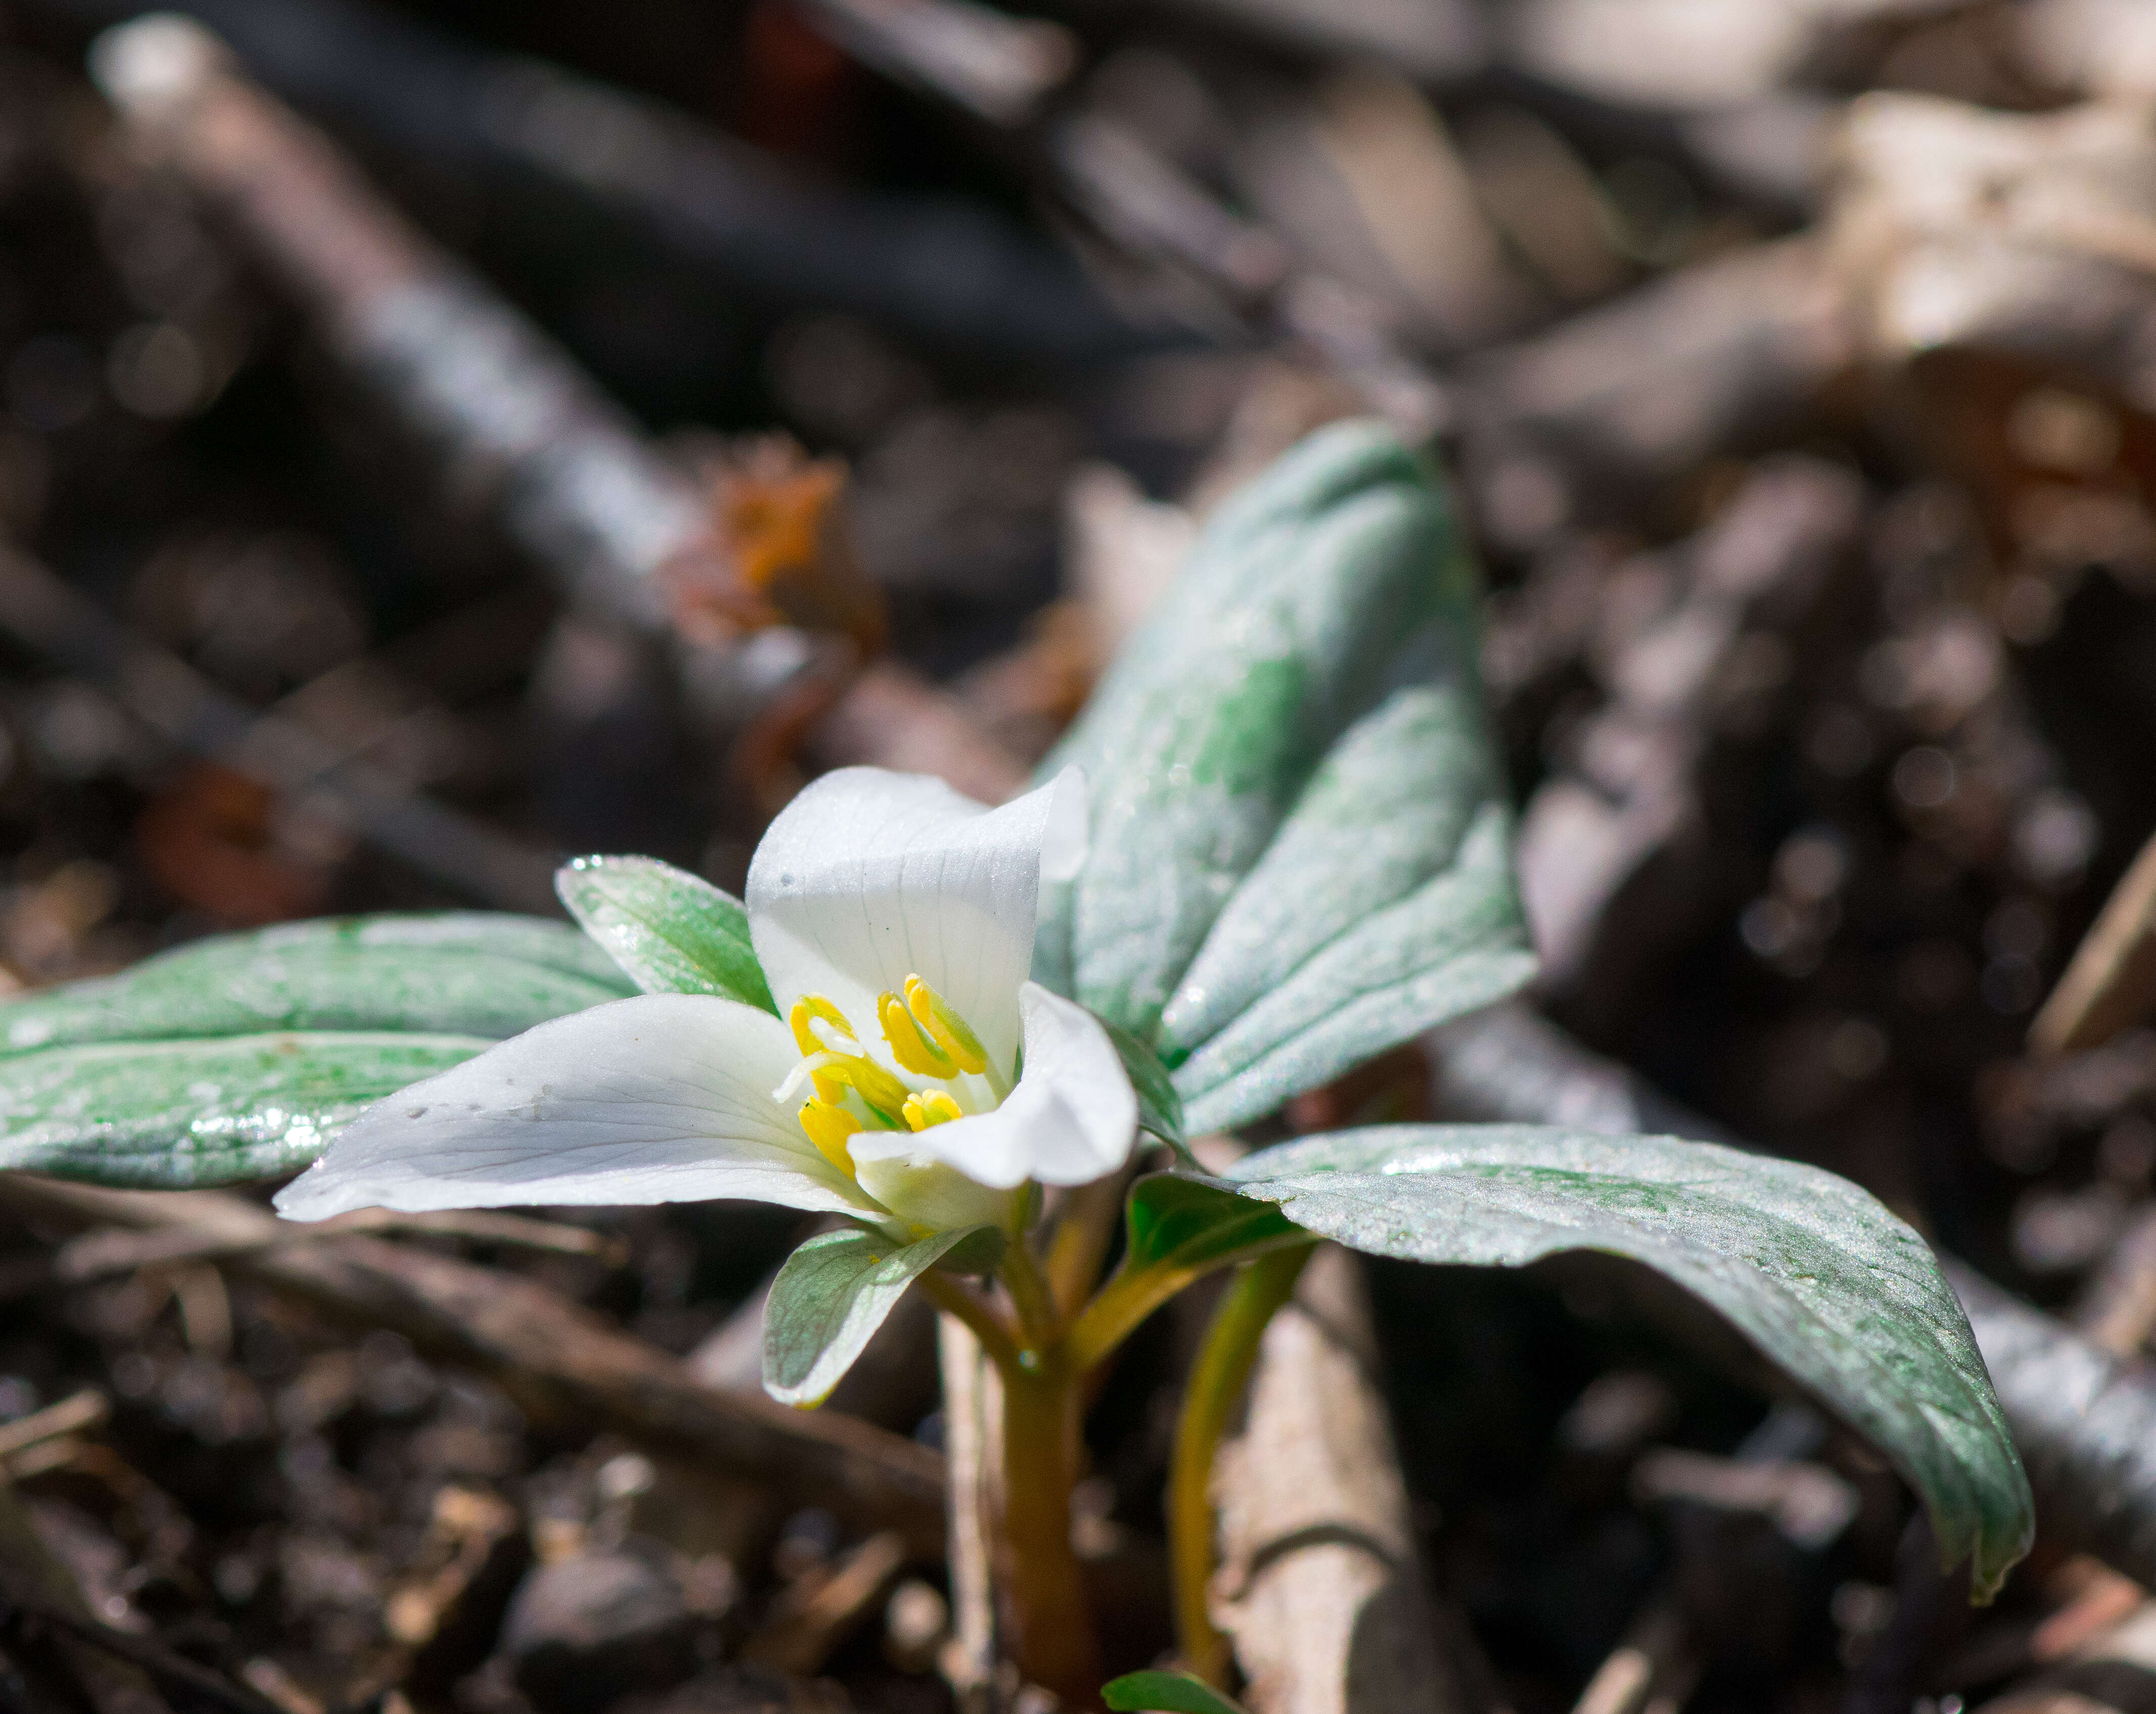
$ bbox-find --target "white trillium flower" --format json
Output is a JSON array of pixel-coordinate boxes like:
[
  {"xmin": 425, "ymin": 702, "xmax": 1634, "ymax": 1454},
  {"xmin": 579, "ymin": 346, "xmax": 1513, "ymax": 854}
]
[{"xmin": 274, "ymin": 766, "xmax": 1138, "ymax": 1240}]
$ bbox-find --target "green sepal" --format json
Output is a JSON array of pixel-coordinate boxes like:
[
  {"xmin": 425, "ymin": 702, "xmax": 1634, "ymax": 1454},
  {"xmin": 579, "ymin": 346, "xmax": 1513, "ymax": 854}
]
[
  {"xmin": 1102, "ymin": 1671, "xmax": 1247, "ymax": 1714},
  {"xmin": 1101, "ymin": 1015, "xmax": 1187, "ymax": 1154},
  {"xmin": 556, "ymin": 855, "xmax": 776, "ymax": 1012},
  {"xmin": 763, "ymin": 1222, "xmax": 1004, "ymax": 1408}
]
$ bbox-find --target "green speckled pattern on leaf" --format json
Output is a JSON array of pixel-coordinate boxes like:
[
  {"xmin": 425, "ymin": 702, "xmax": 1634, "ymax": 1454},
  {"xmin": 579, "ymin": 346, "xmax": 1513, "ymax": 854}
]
[
  {"xmin": 0, "ymin": 913, "xmax": 634, "ymax": 1187},
  {"xmin": 0, "ymin": 913, "xmax": 631, "ymax": 1053},
  {"xmin": 0, "ymin": 1032, "xmax": 492, "ymax": 1187},
  {"xmin": 1222, "ymin": 1124, "xmax": 2035, "ymax": 1599},
  {"xmin": 1040, "ymin": 421, "xmax": 1532, "ymax": 1132}
]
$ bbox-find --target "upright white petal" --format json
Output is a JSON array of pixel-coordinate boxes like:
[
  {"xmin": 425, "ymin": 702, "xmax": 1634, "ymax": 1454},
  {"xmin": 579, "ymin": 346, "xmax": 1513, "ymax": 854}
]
[
  {"xmin": 848, "ymin": 983, "xmax": 1137, "ymax": 1190},
  {"xmin": 274, "ymin": 995, "xmax": 878, "ymax": 1222},
  {"xmin": 747, "ymin": 767, "xmax": 1086, "ymax": 1075}
]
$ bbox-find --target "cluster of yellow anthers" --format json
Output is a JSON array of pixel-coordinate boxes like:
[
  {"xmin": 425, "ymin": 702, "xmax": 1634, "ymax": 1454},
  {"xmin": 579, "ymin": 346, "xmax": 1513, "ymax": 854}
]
[{"xmin": 788, "ymin": 977, "xmax": 1009, "ymax": 1174}]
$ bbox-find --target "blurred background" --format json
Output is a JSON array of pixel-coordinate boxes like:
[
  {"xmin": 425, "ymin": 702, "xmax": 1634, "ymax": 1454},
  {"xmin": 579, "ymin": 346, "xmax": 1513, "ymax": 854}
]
[{"xmin": 4, "ymin": 1, "xmax": 2156, "ymax": 1710}]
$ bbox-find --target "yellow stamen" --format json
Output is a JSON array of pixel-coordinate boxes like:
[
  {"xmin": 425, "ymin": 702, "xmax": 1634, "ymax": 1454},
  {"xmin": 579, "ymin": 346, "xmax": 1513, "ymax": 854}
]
[
  {"xmin": 804, "ymin": 1052, "xmax": 912, "ymax": 1124},
  {"xmin": 797, "ymin": 1099, "xmax": 863, "ymax": 1176},
  {"xmin": 905, "ymin": 976, "xmax": 988, "ymax": 1075},
  {"xmin": 789, "ymin": 994, "xmax": 858, "ymax": 1058},
  {"xmin": 880, "ymin": 992, "xmax": 957, "ymax": 1077},
  {"xmin": 902, "ymin": 1090, "xmax": 966, "ymax": 1131}
]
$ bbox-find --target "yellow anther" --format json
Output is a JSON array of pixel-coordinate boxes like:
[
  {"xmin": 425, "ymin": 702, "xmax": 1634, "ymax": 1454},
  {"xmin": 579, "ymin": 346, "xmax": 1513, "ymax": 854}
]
[
  {"xmin": 797, "ymin": 1099, "xmax": 863, "ymax": 1176},
  {"xmin": 804, "ymin": 1052, "xmax": 912, "ymax": 1125},
  {"xmin": 789, "ymin": 994, "xmax": 858, "ymax": 1058},
  {"xmin": 905, "ymin": 976, "xmax": 988, "ymax": 1076},
  {"xmin": 902, "ymin": 1090, "xmax": 965, "ymax": 1131},
  {"xmin": 879, "ymin": 991, "xmax": 957, "ymax": 1077}
]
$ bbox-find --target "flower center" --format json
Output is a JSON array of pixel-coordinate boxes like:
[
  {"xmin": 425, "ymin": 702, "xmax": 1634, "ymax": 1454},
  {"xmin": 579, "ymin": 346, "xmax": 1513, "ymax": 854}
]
[{"xmin": 779, "ymin": 976, "xmax": 1005, "ymax": 1179}]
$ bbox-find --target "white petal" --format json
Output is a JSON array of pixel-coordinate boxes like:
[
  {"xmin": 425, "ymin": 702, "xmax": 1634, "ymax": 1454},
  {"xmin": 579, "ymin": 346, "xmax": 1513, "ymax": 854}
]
[
  {"xmin": 274, "ymin": 995, "xmax": 878, "ymax": 1222},
  {"xmin": 747, "ymin": 766, "xmax": 1087, "ymax": 1075},
  {"xmin": 847, "ymin": 983, "xmax": 1137, "ymax": 1190}
]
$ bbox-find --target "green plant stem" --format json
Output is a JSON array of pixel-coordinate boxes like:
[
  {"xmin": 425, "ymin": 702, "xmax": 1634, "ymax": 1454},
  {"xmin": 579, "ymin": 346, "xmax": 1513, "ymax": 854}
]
[
  {"xmin": 1045, "ymin": 1171, "xmax": 1131, "ymax": 1319},
  {"xmin": 916, "ymin": 1270, "xmax": 1023, "ymax": 1376},
  {"xmin": 1067, "ymin": 1226, "xmax": 1309, "ymax": 1374},
  {"xmin": 1000, "ymin": 1347, "xmax": 1100, "ymax": 1703},
  {"xmin": 1002, "ymin": 1240, "xmax": 1061, "ymax": 1347},
  {"xmin": 1169, "ymin": 1242, "xmax": 1316, "ymax": 1686}
]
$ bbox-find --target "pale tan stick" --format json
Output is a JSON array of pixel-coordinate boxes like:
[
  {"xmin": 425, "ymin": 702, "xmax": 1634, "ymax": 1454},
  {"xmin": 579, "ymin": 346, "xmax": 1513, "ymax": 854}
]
[
  {"xmin": 1212, "ymin": 1245, "xmax": 1505, "ymax": 1714},
  {"xmin": 2031, "ymin": 829, "xmax": 2156, "ymax": 1054},
  {"xmin": 938, "ymin": 1314, "xmax": 1001, "ymax": 1714},
  {"xmin": 0, "ymin": 1391, "xmax": 107, "ymax": 1465},
  {"xmin": 1569, "ymin": 1602, "xmax": 1694, "ymax": 1714},
  {"xmin": 741, "ymin": 1529, "xmax": 911, "ymax": 1675}
]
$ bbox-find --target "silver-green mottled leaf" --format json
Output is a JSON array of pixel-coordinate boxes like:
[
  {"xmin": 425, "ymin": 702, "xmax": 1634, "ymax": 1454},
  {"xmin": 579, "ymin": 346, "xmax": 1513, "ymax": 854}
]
[
  {"xmin": 763, "ymin": 1223, "xmax": 1001, "ymax": 1407},
  {"xmin": 1041, "ymin": 421, "xmax": 1531, "ymax": 1132},
  {"xmin": 0, "ymin": 913, "xmax": 633, "ymax": 1186},
  {"xmin": 0, "ymin": 914, "xmax": 632, "ymax": 1054},
  {"xmin": 556, "ymin": 855, "xmax": 776, "ymax": 1012},
  {"xmin": 1222, "ymin": 1124, "xmax": 2034, "ymax": 1599},
  {"xmin": 0, "ymin": 1031, "xmax": 493, "ymax": 1187}
]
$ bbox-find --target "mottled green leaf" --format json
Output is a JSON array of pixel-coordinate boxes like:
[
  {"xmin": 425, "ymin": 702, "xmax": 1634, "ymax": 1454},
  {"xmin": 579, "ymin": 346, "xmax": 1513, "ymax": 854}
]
[
  {"xmin": 0, "ymin": 1031, "xmax": 493, "ymax": 1187},
  {"xmin": 763, "ymin": 1223, "xmax": 1002, "ymax": 1407},
  {"xmin": 1102, "ymin": 1672, "xmax": 1247, "ymax": 1714},
  {"xmin": 0, "ymin": 913, "xmax": 633, "ymax": 1186},
  {"xmin": 556, "ymin": 855, "xmax": 776, "ymax": 1012},
  {"xmin": 1223, "ymin": 1124, "xmax": 2034, "ymax": 1599},
  {"xmin": 1041, "ymin": 420, "xmax": 1532, "ymax": 1132},
  {"xmin": 0, "ymin": 913, "xmax": 631, "ymax": 1054}
]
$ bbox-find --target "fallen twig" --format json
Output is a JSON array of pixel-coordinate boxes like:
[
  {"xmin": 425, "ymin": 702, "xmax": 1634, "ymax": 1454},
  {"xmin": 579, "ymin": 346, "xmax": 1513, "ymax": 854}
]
[
  {"xmin": 0, "ymin": 1176, "xmax": 949, "ymax": 1552},
  {"xmin": 0, "ymin": 541, "xmax": 560, "ymax": 911},
  {"xmin": 1211, "ymin": 1244, "xmax": 1504, "ymax": 1714},
  {"xmin": 2032, "ymin": 827, "xmax": 2156, "ymax": 1054},
  {"xmin": 741, "ymin": 1529, "xmax": 910, "ymax": 1676},
  {"xmin": 41, "ymin": 1206, "xmax": 626, "ymax": 1290},
  {"xmin": 88, "ymin": 14, "xmax": 1032, "ymax": 805},
  {"xmin": 0, "ymin": 1390, "xmax": 107, "ymax": 1465},
  {"xmin": 0, "ymin": 1581, "xmax": 285, "ymax": 1714}
]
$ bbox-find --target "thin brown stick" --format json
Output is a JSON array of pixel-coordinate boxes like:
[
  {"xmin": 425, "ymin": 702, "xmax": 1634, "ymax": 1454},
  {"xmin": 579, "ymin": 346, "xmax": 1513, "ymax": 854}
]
[
  {"xmin": 0, "ymin": 1177, "xmax": 947, "ymax": 1553},
  {"xmin": 0, "ymin": 1392, "xmax": 107, "ymax": 1466},
  {"xmin": 0, "ymin": 543, "xmax": 560, "ymax": 913},
  {"xmin": 41, "ymin": 1206, "xmax": 626, "ymax": 1291},
  {"xmin": 2031, "ymin": 828, "xmax": 2156, "ymax": 1054}
]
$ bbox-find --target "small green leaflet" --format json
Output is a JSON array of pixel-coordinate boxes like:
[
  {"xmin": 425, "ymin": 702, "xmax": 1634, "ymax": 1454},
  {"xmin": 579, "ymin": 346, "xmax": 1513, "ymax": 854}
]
[
  {"xmin": 0, "ymin": 914, "xmax": 633, "ymax": 1188},
  {"xmin": 556, "ymin": 855, "xmax": 777, "ymax": 1013},
  {"xmin": 1040, "ymin": 421, "xmax": 1533, "ymax": 1134},
  {"xmin": 1221, "ymin": 1124, "xmax": 2034, "ymax": 1599},
  {"xmin": 763, "ymin": 1223, "xmax": 1004, "ymax": 1407},
  {"xmin": 1102, "ymin": 1672, "xmax": 1247, "ymax": 1714}
]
